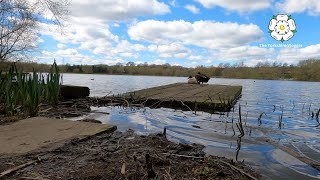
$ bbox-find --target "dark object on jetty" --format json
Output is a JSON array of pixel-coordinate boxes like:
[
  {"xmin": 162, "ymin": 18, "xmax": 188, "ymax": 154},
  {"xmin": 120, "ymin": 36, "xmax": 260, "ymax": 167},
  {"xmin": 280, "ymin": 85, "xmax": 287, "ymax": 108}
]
[
  {"xmin": 121, "ymin": 83, "xmax": 242, "ymax": 113},
  {"xmin": 60, "ymin": 85, "xmax": 90, "ymax": 99},
  {"xmin": 77, "ymin": 119, "xmax": 102, "ymax": 124},
  {"xmin": 195, "ymin": 72, "xmax": 210, "ymax": 84}
]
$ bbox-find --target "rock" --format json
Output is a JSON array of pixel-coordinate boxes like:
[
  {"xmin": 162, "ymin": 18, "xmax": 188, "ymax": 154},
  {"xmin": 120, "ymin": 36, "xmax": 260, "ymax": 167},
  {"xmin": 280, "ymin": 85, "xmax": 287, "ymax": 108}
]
[
  {"xmin": 60, "ymin": 85, "xmax": 90, "ymax": 99},
  {"xmin": 192, "ymin": 125, "xmax": 201, "ymax": 129},
  {"xmin": 78, "ymin": 119, "xmax": 102, "ymax": 124}
]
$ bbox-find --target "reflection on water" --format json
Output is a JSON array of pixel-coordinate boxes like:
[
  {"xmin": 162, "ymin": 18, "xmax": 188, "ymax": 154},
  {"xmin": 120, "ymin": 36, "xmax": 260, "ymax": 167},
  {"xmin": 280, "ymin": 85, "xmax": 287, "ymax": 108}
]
[{"xmin": 64, "ymin": 74, "xmax": 320, "ymax": 179}]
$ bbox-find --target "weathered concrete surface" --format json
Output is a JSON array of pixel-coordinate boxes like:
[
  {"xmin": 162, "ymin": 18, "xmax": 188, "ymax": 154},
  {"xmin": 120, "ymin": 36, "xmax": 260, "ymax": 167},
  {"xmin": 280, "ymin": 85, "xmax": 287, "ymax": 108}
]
[
  {"xmin": 0, "ymin": 117, "xmax": 116, "ymax": 155},
  {"xmin": 122, "ymin": 83, "xmax": 242, "ymax": 112}
]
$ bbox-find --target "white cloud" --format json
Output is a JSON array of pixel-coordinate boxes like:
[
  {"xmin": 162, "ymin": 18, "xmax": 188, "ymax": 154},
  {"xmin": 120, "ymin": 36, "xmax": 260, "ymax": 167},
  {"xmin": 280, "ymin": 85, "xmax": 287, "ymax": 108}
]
[
  {"xmin": 213, "ymin": 46, "xmax": 276, "ymax": 66},
  {"xmin": 149, "ymin": 59, "xmax": 166, "ymax": 65},
  {"xmin": 196, "ymin": 0, "xmax": 271, "ymax": 13},
  {"xmin": 112, "ymin": 40, "xmax": 146, "ymax": 54},
  {"xmin": 39, "ymin": 17, "xmax": 118, "ymax": 46},
  {"xmin": 71, "ymin": 0, "xmax": 170, "ymax": 21},
  {"xmin": 148, "ymin": 43, "xmax": 191, "ymax": 58},
  {"xmin": 39, "ymin": 17, "xmax": 147, "ymax": 64},
  {"xmin": 113, "ymin": 23, "xmax": 120, "ymax": 27},
  {"xmin": 276, "ymin": 0, "xmax": 320, "ymax": 15},
  {"xmin": 185, "ymin": 4, "xmax": 200, "ymax": 14},
  {"xmin": 213, "ymin": 46, "xmax": 275, "ymax": 61},
  {"xmin": 169, "ymin": 0, "xmax": 178, "ymax": 7},
  {"xmin": 277, "ymin": 44, "xmax": 320, "ymax": 63},
  {"xmin": 128, "ymin": 20, "xmax": 264, "ymax": 49},
  {"xmin": 57, "ymin": 43, "xmax": 66, "ymax": 49},
  {"xmin": 41, "ymin": 49, "xmax": 125, "ymax": 65},
  {"xmin": 36, "ymin": 0, "xmax": 170, "ymax": 65},
  {"xmin": 36, "ymin": 0, "xmax": 320, "ymax": 67},
  {"xmin": 188, "ymin": 55, "xmax": 203, "ymax": 60},
  {"xmin": 42, "ymin": 49, "xmax": 90, "ymax": 64},
  {"xmin": 171, "ymin": 62, "xmax": 181, "ymax": 66},
  {"xmin": 56, "ymin": 48, "xmax": 79, "ymax": 56},
  {"xmin": 119, "ymin": 52, "xmax": 139, "ymax": 58}
]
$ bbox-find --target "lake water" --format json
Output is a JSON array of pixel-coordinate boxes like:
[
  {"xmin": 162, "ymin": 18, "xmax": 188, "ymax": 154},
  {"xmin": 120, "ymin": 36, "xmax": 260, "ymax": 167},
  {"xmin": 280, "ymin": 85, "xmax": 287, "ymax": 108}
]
[{"xmin": 63, "ymin": 73, "xmax": 320, "ymax": 179}]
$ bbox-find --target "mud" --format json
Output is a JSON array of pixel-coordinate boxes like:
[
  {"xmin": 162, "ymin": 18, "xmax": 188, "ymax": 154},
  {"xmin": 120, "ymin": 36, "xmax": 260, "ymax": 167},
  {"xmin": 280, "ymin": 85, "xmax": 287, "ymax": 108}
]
[{"xmin": 0, "ymin": 130, "xmax": 260, "ymax": 180}]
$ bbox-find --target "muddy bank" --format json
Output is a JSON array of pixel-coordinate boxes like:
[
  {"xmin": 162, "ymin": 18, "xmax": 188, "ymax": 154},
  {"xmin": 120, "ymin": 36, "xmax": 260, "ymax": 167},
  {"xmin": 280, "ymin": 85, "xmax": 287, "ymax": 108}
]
[
  {"xmin": 0, "ymin": 130, "xmax": 260, "ymax": 179},
  {"xmin": 0, "ymin": 98, "xmax": 94, "ymax": 125}
]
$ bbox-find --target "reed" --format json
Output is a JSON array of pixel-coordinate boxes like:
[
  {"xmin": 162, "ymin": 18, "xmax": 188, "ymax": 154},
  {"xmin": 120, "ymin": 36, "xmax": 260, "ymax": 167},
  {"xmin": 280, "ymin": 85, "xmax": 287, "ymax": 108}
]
[
  {"xmin": 236, "ymin": 137, "xmax": 242, "ymax": 161},
  {"xmin": 316, "ymin": 108, "xmax": 320, "ymax": 124},
  {"xmin": 0, "ymin": 62, "xmax": 61, "ymax": 117},
  {"xmin": 231, "ymin": 117, "xmax": 235, "ymax": 137},
  {"xmin": 44, "ymin": 61, "xmax": 61, "ymax": 105},
  {"xmin": 278, "ymin": 105, "xmax": 284, "ymax": 129},
  {"xmin": 236, "ymin": 104, "xmax": 244, "ymax": 138},
  {"xmin": 257, "ymin": 112, "xmax": 266, "ymax": 126},
  {"xmin": 25, "ymin": 72, "xmax": 40, "ymax": 116},
  {"xmin": 3, "ymin": 65, "xmax": 18, "ymax": 115},
  {"xmin": 308, "ymin": 103, "xmax": 312, "ymax": 115}
]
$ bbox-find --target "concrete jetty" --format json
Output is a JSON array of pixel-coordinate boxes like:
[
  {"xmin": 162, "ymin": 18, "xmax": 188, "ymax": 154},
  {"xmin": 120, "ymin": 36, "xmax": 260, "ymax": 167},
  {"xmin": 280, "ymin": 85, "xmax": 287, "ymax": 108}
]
[{"xmin": 121, "ymin": 83, "xmax": 242, "ymax": 112}]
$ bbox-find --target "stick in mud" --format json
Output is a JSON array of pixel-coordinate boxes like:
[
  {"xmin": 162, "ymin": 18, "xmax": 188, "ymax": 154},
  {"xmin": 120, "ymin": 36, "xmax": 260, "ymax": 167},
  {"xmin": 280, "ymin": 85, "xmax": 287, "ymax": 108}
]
[{"xmin": 145, "ymin": 154, "xmax": 156, "ymax": 179}]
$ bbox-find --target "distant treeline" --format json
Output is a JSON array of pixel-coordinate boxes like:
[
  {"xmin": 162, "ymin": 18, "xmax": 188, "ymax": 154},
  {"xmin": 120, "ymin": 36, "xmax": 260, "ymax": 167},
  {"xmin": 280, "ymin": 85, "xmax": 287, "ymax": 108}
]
[{"xmin": 1, "ymin": 59, "xmax": 319, "ymax": 82}]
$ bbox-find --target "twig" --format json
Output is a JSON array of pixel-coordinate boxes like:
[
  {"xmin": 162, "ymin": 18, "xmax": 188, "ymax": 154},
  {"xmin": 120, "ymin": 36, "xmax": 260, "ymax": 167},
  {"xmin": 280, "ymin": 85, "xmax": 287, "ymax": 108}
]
[
  {"xmin": 219, "ymin": 160, "xmax": 258, "ymax": 180},
  {"xmin": 164, "ymin": 168, "xmax": 173, "ymax": 180},
  {"xmin": 39, "ymin": 107, "xmax": 53, "ymax": 113},
  {"xmin": 17, "ymin": 177, "xmax": 50, "ymax": 180},
  {"xmin": 121, "ymin": 162, "xmax": 126, "ymax": 175},
  {"xmin": 0, "ymin": 159, "xmax": 39, "ymax": 178},
  {"xmin": 154, "ymin": 100, "xmax": 164, "ymax": 108},
  {"xmin": 146, "ymin": 154, "xmax": 156, "ymax": 179},
  {"xmin": 142, "ymin": 98, "xmax": 149, "ymax": 107},
  {"xmin": 161, "ymin": 153, "xmax": 204, "ymax": 159},
  {"xmin": 150, "ymin": 100, "xmax": 162, "ymax": 108},
  {"xmin": 180, "ymin": 101, "xmax": 193, "ymax": 112},
  {"xmin": 121, "ymin": 98, "xmax": 130, "ymax": 107},
  {"xmin": 103, "ymin": 91, "xmax": 112, "ymax": 97},
  {"xmin": 162, "ymin": 153, "xmax": 257, "ymax": 180}
]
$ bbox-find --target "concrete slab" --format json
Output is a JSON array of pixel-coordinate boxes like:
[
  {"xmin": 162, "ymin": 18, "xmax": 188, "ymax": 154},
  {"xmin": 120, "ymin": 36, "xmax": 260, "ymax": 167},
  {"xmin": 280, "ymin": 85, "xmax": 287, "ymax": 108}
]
[
  {"xmin": 0, "ymin": 117, "xmax": 116, "ymax": 155},
  {"xmin": 121, "ymin": 83, "xmax": 242, "ymax": 112}
]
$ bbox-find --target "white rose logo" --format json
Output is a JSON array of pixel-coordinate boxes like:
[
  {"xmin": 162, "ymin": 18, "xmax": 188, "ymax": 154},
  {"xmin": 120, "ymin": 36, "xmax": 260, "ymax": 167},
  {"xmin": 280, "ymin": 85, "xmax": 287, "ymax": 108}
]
[{"xmin": 269, "ymin": 14, "xmax": 297, "ymax": 42}]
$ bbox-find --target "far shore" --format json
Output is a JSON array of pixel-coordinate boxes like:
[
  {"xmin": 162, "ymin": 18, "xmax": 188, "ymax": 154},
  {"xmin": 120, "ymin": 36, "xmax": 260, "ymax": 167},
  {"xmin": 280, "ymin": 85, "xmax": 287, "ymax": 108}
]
[{"xmin": 1, "ymin": 59, "xmax": 319, "ymax": 82}]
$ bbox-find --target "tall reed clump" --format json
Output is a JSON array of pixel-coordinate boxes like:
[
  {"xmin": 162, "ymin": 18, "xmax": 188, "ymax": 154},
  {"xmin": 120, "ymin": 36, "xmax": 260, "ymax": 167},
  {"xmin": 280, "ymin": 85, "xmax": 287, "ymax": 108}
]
[
  {"xmin": 0, "ymin": 62, "xmax": 61, "ymax": 117},
  {"xmin": 44, "ymin": 61, "xmax": 61, "ymax": 106},
  {"xmin": 2, "ymin": 65, "xmax": 19, "ymax": 115},
  {"xmin": 24, "ymin": 71, "xmax": 43, "ymax": 117}
]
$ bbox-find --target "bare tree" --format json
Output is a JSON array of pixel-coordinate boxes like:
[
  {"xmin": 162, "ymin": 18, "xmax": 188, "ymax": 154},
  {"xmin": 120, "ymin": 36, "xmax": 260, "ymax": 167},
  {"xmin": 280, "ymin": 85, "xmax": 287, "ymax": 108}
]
[{"xmin": 0, "ymin": 0, "xmax": 69, "ymax": 61}]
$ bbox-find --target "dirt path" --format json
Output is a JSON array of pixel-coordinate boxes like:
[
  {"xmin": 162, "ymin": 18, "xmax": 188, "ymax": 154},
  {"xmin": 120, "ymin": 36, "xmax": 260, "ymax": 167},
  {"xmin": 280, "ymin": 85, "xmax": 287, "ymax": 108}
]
[{"xmin": 0, "ymin": 130, "xmax": 260, "ymax": 179}]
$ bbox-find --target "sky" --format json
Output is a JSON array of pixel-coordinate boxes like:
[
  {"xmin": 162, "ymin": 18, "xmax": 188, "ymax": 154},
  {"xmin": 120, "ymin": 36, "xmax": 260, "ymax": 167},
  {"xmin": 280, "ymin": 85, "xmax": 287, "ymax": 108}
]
[{"xmin": 35, "ymin": 0, "xmax": 320, "ymax": 67}]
